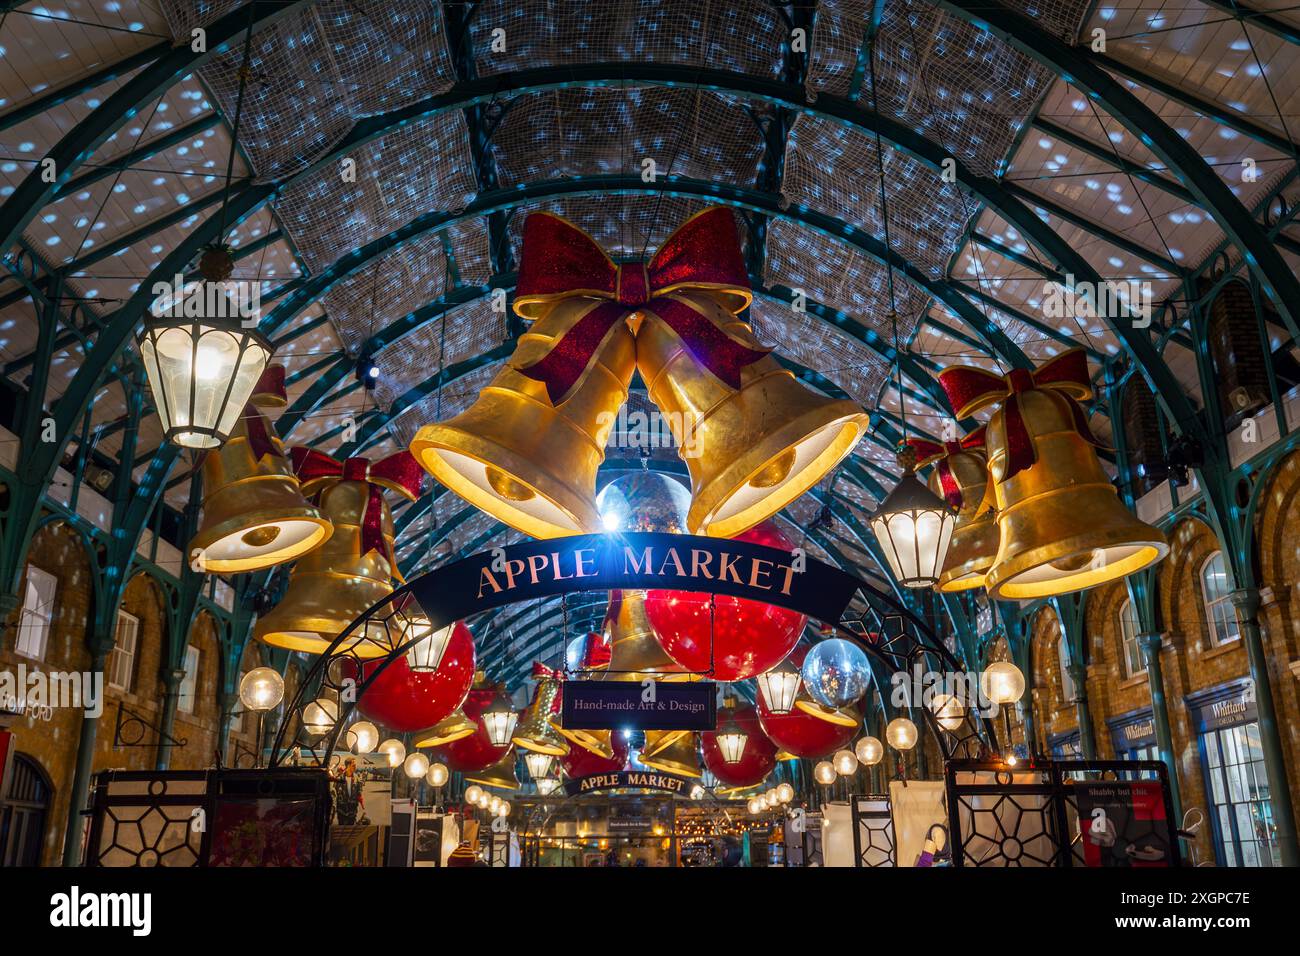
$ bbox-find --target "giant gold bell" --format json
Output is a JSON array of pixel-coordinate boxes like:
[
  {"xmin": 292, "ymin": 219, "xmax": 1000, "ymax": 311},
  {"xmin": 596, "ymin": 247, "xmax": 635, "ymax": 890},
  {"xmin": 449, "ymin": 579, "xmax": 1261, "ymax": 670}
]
[
  {"xmin": 512, "ymin": 674, "xmax": 569, "ymax": 756},
  {"xmin": 413, "ymin": 709, "xmax": 477, "ymax": 748},
  {"xmin": 635, "ymin": 291, "xmax": 869, "ymax": 537},
  {"xmin": 464, "ymin": 748, "xmax": 520, "ymax": 790},
  {"xmin": 984, "ymin": 388, "xmax": 1168, "ymax": 599},
  {"xmin": 188, "ymin": 400, "xmax": 332, "ymax": 573},
  {"xmin": 254, "ymin": 480, "xmax": 397, "ymax": 657},
  {"xmin": 931, "ymin": 446, "xmax": 999, "ymax": 593},
  {"xmin": 409, "ymin": 296, "xmax": 635, "ymax": 539},
  {"xmin": 640, "ymin": 731, "xmax": 701, "ymax": 777}
]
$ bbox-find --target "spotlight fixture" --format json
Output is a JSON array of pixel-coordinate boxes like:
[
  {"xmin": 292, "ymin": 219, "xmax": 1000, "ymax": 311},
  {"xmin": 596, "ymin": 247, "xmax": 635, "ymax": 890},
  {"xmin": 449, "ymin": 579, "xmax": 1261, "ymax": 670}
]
[{"xmin": 356, "ymin": 353, "xmax": 380, "ymax": 389}]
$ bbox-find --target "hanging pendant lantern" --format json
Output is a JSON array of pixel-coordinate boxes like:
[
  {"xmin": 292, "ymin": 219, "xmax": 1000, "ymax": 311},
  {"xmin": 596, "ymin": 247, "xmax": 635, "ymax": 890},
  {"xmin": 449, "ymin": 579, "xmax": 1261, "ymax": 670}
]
[
  {"xmin": 754, "ymin": 656, "xmax": 802, "ymax": 715},
  {"xmin": 905, "ymin": 428, "xmax": 999, "ymax": 592},
  {"xmin": 140, "ymin": 282, "xmax": 272, "ymax": 449},
  {"xmin": 715, "ymin": 699, "xmax": 749, "ymax": 765},
  {"xmin": 523, "ymin": 751, "xmax": 555, "ymax": 781},
  {"xmin": 869, "ymin": 445, "xmax": 956, "ymax": 588},
  {"xmin": 481, "ymin": 686, "xmax": 518, "ymax": 749}
]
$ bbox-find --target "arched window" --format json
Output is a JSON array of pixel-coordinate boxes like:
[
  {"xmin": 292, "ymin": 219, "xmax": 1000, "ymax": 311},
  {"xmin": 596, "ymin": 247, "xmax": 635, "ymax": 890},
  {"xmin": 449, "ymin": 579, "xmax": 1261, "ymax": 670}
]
[
  {"xmin": 0, "ymin": 754, "xmax": 52, "ymax": 866},
  {"xmin": 1058, "ymin": 636, "xmax": 1076, "ymax": 703},
  {"xmin": 1200, "ymin": 552, "xmax": 1240, "ymax": 647},
  {"xmin": 1118, "ymin": 599, "xmax": 1143, "ymax": 678},
  {"xmin": 1205, "ymin": 279, "xmax": 1269, "ymax": 429}
]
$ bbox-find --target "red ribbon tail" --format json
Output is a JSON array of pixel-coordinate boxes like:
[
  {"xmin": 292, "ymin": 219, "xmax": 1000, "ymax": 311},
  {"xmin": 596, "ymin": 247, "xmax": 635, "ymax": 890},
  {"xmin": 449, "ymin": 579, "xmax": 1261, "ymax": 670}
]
[
  {"xmin": 360, "ymin": 483, "xmax": 387, "ymax": 563},
  {"xmin": 515, "ymin": 300, "xmax": 628, "ymax": 405},
  {"xmin": 935, "ymin": 460, "xmax": 963, "ymax": 511},
  {"xmin": 646, "ymin": 296, "xmax": 769, "ymax": 388},
  {"xmin": 242, "ymin": 406, "xmax": 277, "ymax": 461},
  {"xmin": 1002, "ymin": 393, "xmax": 1038, "ymax": 482}
]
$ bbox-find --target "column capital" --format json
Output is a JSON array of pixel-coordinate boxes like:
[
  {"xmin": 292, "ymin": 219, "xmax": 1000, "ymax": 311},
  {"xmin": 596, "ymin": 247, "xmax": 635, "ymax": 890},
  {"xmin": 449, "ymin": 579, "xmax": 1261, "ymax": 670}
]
[
  {"xmin": 1229, "ymin": 587, "xmax": 1262, "ymax": 621},
  {"xmin": 1137, "ymin": 631, "xmax": 1166, "ymax": 652}
]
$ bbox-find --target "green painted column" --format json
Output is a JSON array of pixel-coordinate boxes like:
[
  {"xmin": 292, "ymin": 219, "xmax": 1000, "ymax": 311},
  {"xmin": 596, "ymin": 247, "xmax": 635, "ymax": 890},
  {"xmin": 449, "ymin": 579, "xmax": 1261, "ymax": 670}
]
[
  {"xmin": 1229, "ymin": 588, "xmax": 1299, "ymax": 866},
  {"xmin": 1139, "ymin": 632, "xmax": 1183, "ymax": 822},
  {"xmin": 61, "ymin": 648, "xmax": 107, "ymax": 867},
  {"xmin": 154, "ymin": 668, "xmax": 185, "ymax": 771},
  {"xmin": 1066, "ymin": 662, "xmax": 1097, "ymax": 759}
]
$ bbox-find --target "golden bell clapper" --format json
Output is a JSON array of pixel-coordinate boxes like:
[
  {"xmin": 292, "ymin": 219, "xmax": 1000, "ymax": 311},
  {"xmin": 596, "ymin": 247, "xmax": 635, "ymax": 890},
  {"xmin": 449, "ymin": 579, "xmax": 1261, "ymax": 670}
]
[
  {"xmin": 512, "ymin": 665, "xmax": 570, "ymax": 756},
  {"xmin": 906, "ymin": 428, "xmax": 998, "ymax": 592},
  {"xmin": 188, "ymin": 364, "xmax": 332, "ymax": 572},
  {"xmin": 639, "ymin": 731, "xmax": 702, "ymax": 778},
  {"xmin": 464, "ymin": 748, "xmax": 520, "ymax": 791},
  {"xmin": 254, "ymin": 449, "xmax": 423, "ymax": 657},
  {"xmin": 938, "ymin": 349, "xmax": 1168, "ymax": 599}
]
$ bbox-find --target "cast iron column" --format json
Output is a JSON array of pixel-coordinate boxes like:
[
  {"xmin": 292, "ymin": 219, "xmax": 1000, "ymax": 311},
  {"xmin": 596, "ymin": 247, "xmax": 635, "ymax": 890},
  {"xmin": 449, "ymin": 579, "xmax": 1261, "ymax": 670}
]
[
  {"xmin": 1066, "ymin": 662, "xmax": 1097, "ymax": 759},
  {"xmin": 1138, "ymin": 632, "xmax": 1182, "ymax": 822},
  {"xmin": 155, "ymin": 668, "xmax": 185, "ymax": 770},
  {"xmin": 1229, "ymin": 588, "xmax": 1298, "ymax": 866},
  {"xmin": 61, "ymin": 648, "xmax": 107, "ymax": 866}
]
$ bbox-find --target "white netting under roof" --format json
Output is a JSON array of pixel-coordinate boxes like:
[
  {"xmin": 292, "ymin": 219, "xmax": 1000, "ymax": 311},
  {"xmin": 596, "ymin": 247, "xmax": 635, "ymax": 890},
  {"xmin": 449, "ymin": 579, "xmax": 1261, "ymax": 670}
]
[
  {"xmin": 781, "ymin": 113, "xmax": 972, "ymax": 279},
  {"xmin": 372, "ymin": 297, "xmax": 506, "ymax": 407},
  {"xmin": 171, "ymin": 0, "xmax": 457, "ymax": 181},
  {"xmin": 272, "ymin": 114, "xmax": 477, "ymax": 273},
  {"xmin": 806, "ymin": 0, "xmax": 1087, "ymax": 178},
  {"xmin": 318, "ymin": 220, "xmax": 491, "ymax": 353},
  {"xmin": 490, "ymin": 88, "xmax": 767, "ymax": 188},
  {"xmin": 748, "ymin": 297, "xmax": 887, "ymax": 408},
  {"xmin": 763, "ymin": 218, "xmax": 931, "ymax": 337},
  {"xmin": 466, "ymin": 0, "xmax": 786, "ymax": 79},
  {"xmin": 504, "ymin": 195, "xmax": 751, "ymax": 262},
  {"xmin": 384, "ymin": 358, "xmax": 503, "ymax": 448}
]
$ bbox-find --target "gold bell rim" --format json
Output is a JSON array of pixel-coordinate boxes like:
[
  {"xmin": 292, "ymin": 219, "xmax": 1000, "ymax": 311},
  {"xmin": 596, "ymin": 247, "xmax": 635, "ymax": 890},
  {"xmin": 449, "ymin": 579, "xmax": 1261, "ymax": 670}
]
[
  {"xmin": 410, "ymin": 422, "xmax": 598, "ymax": 540},
  {"xmin": 413, "ymin": 714, "xmax": 477, "ymax": 748},
  {"xmin": 551, "ymin": 721, "xmax": 614, "ymax": 758},
  {"xmin": 988, "ymin": 541, "xmax": 1168, "ymax": 600},
  {"xmin": 691, "ymin": 408, "xmax": 867, "ymax": 538},
  {"xmin": 794, "ymin": 699, "xmax": 861, "ymax": 726},
  {"xmin": 512, "ymin": 733, "xmax": 570, "ymax": 757},
  {"xmin": 640, "ymin": 754, "xmax": 702, "ymax": 778},
  {"xmin": 191, "ymin": 515, "xmax": 332, "ymax": 573},
  {"xmin": 256, "ymin": 629, "xmax": 393, "ymax": 658},
  {"xmin": 641, "ymin": 730, "xmax": 688, "ymax": 757}
]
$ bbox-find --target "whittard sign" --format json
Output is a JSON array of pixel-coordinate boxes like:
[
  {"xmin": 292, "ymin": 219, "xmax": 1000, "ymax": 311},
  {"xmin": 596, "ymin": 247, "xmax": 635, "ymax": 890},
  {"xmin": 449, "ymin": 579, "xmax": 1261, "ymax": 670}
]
[{"xmin": 403, "ymin": 532, "xmax": 860, "ymax": 633}]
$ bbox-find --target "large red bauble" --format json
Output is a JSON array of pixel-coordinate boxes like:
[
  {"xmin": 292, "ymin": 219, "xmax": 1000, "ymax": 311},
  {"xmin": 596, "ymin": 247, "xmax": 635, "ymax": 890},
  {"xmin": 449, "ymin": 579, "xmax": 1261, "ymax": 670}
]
[
  {"xmin": 435, "ymin": 684, "xmax": 511, "ymax": 774},
  {"xmin": 645, "ymin": 521, "xmax": 806, "ymax": 681},
  {"xmin": 701, "ymin": 704, "xmax": 777, "ymax": 787},
  {"xmin": 559, "ymin": 730, "xmax": 630, "ymax": 778},
  {"xmin": 353, "ymin": 622, "xmax": 475, "ymax": 733}
]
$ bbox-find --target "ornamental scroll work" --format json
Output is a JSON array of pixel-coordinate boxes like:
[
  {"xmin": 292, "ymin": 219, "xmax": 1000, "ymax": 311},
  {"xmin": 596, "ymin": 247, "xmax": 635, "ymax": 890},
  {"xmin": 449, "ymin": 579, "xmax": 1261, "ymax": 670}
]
[{"xmin": 399, "ymin": 532, "xmax": 860, "ymax": 634}]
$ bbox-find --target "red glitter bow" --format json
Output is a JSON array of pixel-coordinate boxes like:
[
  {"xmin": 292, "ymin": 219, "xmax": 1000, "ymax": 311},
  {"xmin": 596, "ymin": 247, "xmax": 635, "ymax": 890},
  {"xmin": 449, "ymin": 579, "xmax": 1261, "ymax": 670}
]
[
  {"xmin": 937, "ymin": 348, "xmax": 1100, "ymax": 482},
  {"xmin": 532, "ymin": 662, "xmax": 565, "ymax": 713},
  {"xmin": 905, "ymin": 425, "xmax": 987, "ymax": 511},
  {"xmin": 290, "ymin": 448, "xmax": 425, "ymax": 572},
  {"xmin": 240, "ymin": 364, "xmax": 288, "ymax": 462},
  {"xmin": 511, "ymin": 207, "xmax": 768, "ymax": 404}
]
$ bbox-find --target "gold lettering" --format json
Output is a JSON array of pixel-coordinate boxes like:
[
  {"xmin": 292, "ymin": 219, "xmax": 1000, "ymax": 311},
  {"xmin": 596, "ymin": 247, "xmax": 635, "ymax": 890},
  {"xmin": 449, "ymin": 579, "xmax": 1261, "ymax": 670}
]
[
  {"xmin": 574, "ymin": 548, "xmax": 597, "ymax": 577},
  {"xmin": 477, "ymin": 567, "xmax": 503, "ymax": 599},
  {"xmin": 718, "ymin": 551, "xmax": 743, "ymax": 584},
  {"xmin": 748, "ymin": 557, "xmax": 773, "ymax": 590},
  {"xmin": 552, "ymin": 552, "xmax": 573, "ymax": 580},
  {"xmin": 690, "ymin": 549, "xmax": 715, "ymax": 579},
  {"xmin": 624, "ymin": 545, "xmax": 653, "ymax": 575},
  {"xmin": 527, "ymin": 553, "xmax": 548, "ymax": 584},
  {"xmin": 504, "ymin": 558, "xmax": 526, "ymax": 589},
  {"xmin": 657, "ymin": 547, "xmax": 686, "ymax": 578},
  {"xmin": 777, "ymin": 563, "xmax": 796, "ymax": 595}
]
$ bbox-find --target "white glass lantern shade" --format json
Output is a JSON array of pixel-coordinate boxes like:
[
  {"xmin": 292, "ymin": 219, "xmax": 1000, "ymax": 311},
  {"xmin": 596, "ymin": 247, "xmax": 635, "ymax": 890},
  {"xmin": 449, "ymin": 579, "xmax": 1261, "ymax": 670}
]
[
  {"xmin": 464, "ymin": 785, "xmax": 484, "ymax": 806},
  {"xmin": 868, "ymin": 469, "xmax": 955, "ymax": 588},
  {"xmin": 524, "ymin": 751, "xmax": 555, "ymax": 781},
  {"xmin": 476, "ymin": 792, "xmax": 491, "ymax": 809},
  {"xmin": 537, "ymin": 777, "xmax": 560, "ymax": 796},
  {"xmin": 980, "ymin": 662, "xmax": 1026, "ymax": 706},
  {"xmin": 404, "ymin": 614, "xmax": 455, "ymax": 673},
  {"xmin": 403, "ymin": 752, "xmax": 430, "ymax": 779},
  {"xmin": 238, "ymin": 666, "xmax": 284, "ymax": 712},
  {"xmin": 755, "ymin": 658, "xmax": 802, "ymax": 715},
  {"xmin": 854, "ymin": 735, "xmax": 884, "ymax": 766},
  {"xmin": 886, "ymin": 717, "xmax": 919, "ymax": 751},
  {"xmin": 302, "ymin": 697, "xmax": 338, "ymax": 737},
  {"xmin": 346, "ymin": 721, "xmax": 379, "ymax": 754},
  {"xmin": 489, "ymin": 795, "xmax": 502, "ymax": 814},
  {"xmin": 481, "ymin": 689, "xmax": 518, "ymax": 748},
  {"xmin": 931, "ymin": 693, "xmax": 966, "ymax": 731},
  {"xmin": 776, "ymin": 782, "xmax": 795, "ymax": 803},
  {"xmin": 747, "ymin": 797, "xmax": 764, "ymax": 815},
  {"xmin": 716, "ymin": 720, "xmax": 749, "ymax": 765},
  {"xmin": 138, "ymin": 307, "xmax": 271, "ymax": 449},
  {"xmin": 377, "ymin": 738, "xmax": 406, "ymax": 768},
  {"xmin": 832, "ymin": 749, "xmax": 858, "ymax": 776},
  {"xmin": 426, "ymin": 762, "xmax": 450, "ymax": 788},
  {"xmin": 813, "ymin": 761, "xmax": 837, "ymax": 785}
]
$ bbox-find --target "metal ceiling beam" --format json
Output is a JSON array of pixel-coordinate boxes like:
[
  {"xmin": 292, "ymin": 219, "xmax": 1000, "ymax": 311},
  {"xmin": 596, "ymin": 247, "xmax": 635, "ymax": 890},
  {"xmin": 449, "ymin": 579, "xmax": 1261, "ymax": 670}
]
[
  {"xmin": 1029, "ymin": 118, "xmax": 1196, "ymax": 207},
  {"xmin": 51, "ymin": 114, "xmax": 223, "ymax": 201},
  {"xmin": 0, "ymin": 0, "xmax": 311, "ymax": 255},
  {"xmin": 1195, "ymin": 0, "xmax": 1300, "ymax": 46}
]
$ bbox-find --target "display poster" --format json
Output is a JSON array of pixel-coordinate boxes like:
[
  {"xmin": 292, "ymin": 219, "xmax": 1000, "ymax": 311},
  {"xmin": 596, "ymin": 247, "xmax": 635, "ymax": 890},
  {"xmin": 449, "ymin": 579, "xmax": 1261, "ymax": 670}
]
[{"xmin": 1076, "ymin": 781, "xmax": 1175, "ymax": 867}]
